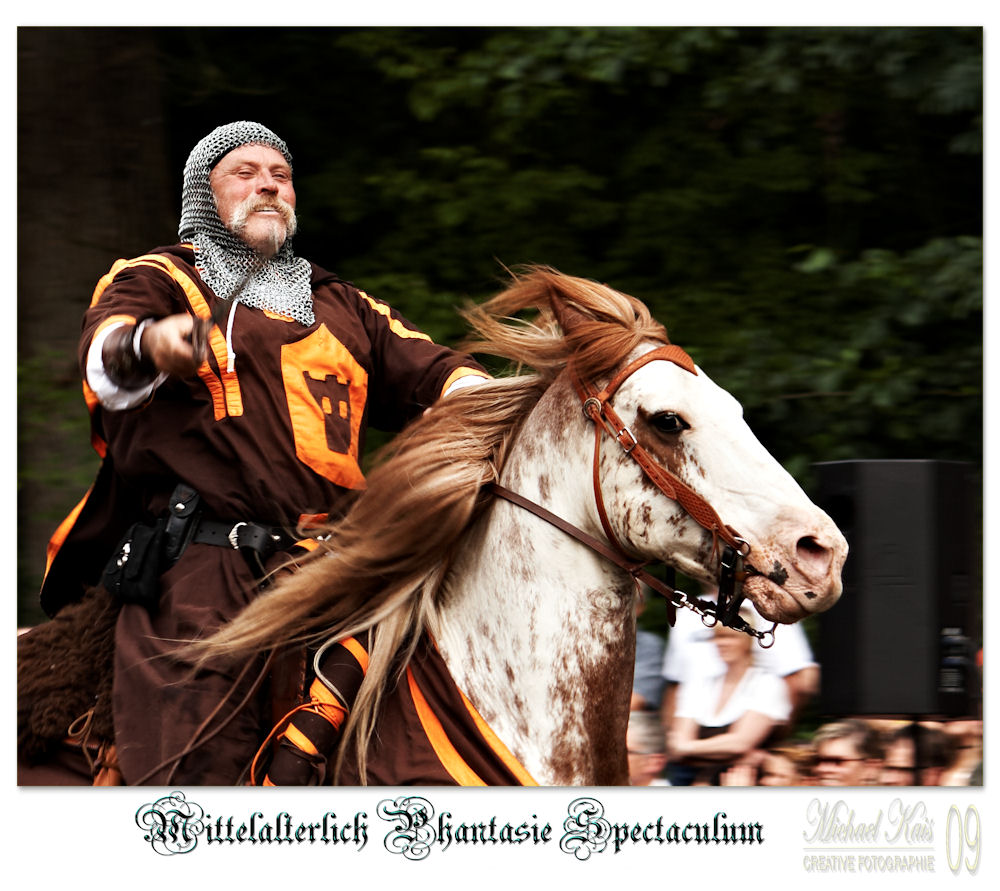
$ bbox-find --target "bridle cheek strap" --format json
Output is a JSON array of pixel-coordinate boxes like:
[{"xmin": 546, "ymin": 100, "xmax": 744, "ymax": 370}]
[{"xmin": 574, "ymin": 345, "xmax": 748, "ymax": 559}]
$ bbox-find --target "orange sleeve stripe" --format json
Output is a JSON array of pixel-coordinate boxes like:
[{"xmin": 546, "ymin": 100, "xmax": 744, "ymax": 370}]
[
  {"xmin": 89, "ymin": 256, "xmax": 175, "ymax": 308},
  {"xmin": 292, "ymin": 538, "xmax": 321, "ymax": 552},
  {"xmin": 456, "ymin": 688, "xmax": 538, "ymax": 786},
  {"xmin": 441, "ymin": 366, "xmax": 489, "ymax": 398},
  {"xmin": 306, "ymin": 679, "xmax": 350, "ymax": 729},
  {"xmin": 89, "ymin": 253, "xmax": 242, "ymax": 419},
  {"xmin": 282, "ymin": 724, "xmax": 319, "ymax": 755},
  {"xmin": 148, "ymin": 254, "xmax": 243, "ymax": 419},
  {"xmin": 89, "ymin": 258, "xmax": 132, "ymax": 307},
  {"xmin": 281, "ymin": 723, "xmax": 320, "ymax": 757},
  {"xmin": 339, "ymin": 636, "xmax": 370, "ymax": 673},
  {"xmin": 92, "ymin": 314, "xmax": 138, "ymax": 339},
  {"xmin": 83, "ymin": 380, "xmax": 100, "ymax": 415},
  {"xmin": 406, "ymin": 667, "xmax": 486, "ymax": 787},
  {"xmin": 308, "ymin": 677, "xmax": 345, "ymax": 707},
  {"xmin": 358, "ymin": 291, "xmax": 432, "ymax": 341},
  {"xmin": 81, "ymin": 381, "xmax": 108, "ymax": 458},
  {"xmin": 42, "ymin": 486, "xmax": 94, "ymax": 581}
]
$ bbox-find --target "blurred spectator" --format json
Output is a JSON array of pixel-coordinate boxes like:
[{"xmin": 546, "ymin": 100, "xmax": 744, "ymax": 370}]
[
  {"xmin": 940, "ymin": 720, "xmax": 983, "ymax": 786},
  {"xmin": 718, "ymin": 757, "xmax": 759, "ymax": 786},
  {"xmin": 632, "ymin": 586, "xmax": 665, "ymax": 712},
  {"xmin": 879, "ymin": 722, "xmax": 956, "ymax": 786},
  {"xmin": 757, "ymin": 745, "xmax": 805, "ymax": 786},
  {"xmin": 879, "ymin": 723, "xmax": 917, "ymax": 786},
  {"xmin": 627, "ymin": 710, "xmax": 669, "ymax": 785},
  {"xmin": 660, "ymin": 587, "xmax": 813, "ymax": 783},
  {"xmin": 718, "ymin": 743, "xmax": 806, "ymax": 786},
  {"xmin": 667, "ymin": 603, "xmax": 791, "ymax": 785},
  {"xmin": 660, "ymin": 587, "xmax": 819, "ymax": 729},
  {"xmin": 811, "ymin": 719, "xmax": 883, "ymax": 786}
]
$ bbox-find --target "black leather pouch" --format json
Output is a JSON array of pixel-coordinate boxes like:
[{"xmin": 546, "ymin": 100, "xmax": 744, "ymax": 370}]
[{"xmin": 101, "ymin": 519, "xmax": 167, "ymax": 611}]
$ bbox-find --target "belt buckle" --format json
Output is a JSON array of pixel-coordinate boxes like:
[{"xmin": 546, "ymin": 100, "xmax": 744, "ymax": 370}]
[{"xmin": 228, "ymin": 522, "xmax": 247, "ymax": 549}]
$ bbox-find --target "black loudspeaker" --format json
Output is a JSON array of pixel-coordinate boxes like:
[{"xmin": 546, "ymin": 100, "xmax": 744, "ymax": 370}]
[{"xmin": 812, "ymin": 460, "xmax": 981, "ymax": 718}]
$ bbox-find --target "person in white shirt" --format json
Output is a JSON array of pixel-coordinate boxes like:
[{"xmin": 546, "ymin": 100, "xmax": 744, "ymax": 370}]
[
  {"xmin": 660, "ymin": 586, "xmax": 819, "ymax": 728},
  {"xmin": 667, "ymin": 602, "xmax": 791, "ymax": 784}
]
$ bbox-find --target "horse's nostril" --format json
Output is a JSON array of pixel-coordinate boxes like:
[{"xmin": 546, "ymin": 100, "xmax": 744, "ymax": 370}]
[
  {"xmin": 797, "ymin": 535, "xmax": 827, "ymax": 556},
  {"xmin": 796, "ymin": 535, "xmax": 834, "ymax": 581}
]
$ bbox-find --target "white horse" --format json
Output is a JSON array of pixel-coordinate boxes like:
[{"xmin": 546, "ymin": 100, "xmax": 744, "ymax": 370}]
[{"xmin": 173, "ymin": 268, "xmax": 848, "ymax": 785}]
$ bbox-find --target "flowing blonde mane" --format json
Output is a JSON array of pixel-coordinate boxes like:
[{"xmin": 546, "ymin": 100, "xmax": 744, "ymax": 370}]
[{"xmin": 191, "ymin": 266, "xmax": 671, "ymax": 781}]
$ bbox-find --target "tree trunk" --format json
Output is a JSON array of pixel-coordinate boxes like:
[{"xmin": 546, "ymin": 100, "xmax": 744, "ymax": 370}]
[{"xmin": 18, "ymin": 27, "xmax": 174, "ymax": 624}]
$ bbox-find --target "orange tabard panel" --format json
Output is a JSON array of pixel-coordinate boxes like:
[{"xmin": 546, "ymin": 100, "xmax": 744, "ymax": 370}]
[{"xmin": 281, "ymin": 324, "xmax": 368, "ymax": 490}]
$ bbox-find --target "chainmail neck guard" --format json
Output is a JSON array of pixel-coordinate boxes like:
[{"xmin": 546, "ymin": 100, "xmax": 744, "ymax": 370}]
[{"xmin": 179, "ymin": 121, "xmax": 314, "ymax": 326}]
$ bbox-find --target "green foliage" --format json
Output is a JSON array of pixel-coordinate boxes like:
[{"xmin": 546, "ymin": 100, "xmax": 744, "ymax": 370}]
[
  {"xmin": 18, "ymin": 351, "xmax": 101, "ymax": 624},
  {"xmin": 308, "ymin": 25, "xmax": 982, "ymax": 477},
  {"xmin": 19, "ymin": 26, "xmax": 982, "ymax": 623}
]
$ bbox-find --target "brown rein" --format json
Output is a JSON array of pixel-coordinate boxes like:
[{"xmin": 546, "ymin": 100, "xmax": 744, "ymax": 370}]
[
  {"xmin": 490, "ymin": 483, "xmax": 688, "ymax": 623},
  {"xmin": 492, "ymin": 344, "xmax": 769, "ymax": 641},
  {"xmin": 573, "ymin": 345, "xmax": 747, "ymax": 559}
]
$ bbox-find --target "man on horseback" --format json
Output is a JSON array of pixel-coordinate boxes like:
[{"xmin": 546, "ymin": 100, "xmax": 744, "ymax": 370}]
[{"xmin": 20, "ymin": 121, "xmax": 486, "ymax": 785}]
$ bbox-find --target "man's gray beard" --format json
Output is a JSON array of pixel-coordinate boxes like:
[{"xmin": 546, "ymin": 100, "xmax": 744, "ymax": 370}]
[{"xmin": 227, "ymin": 196, "xmax": 298, "ymax": 255}]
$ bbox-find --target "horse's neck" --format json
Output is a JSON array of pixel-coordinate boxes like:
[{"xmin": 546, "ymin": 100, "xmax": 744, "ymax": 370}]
[{"xmin": 431, "ymin": 379, "xmax": 636, "ymax": 785}]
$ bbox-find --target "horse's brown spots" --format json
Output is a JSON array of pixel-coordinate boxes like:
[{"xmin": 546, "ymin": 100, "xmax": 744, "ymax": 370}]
[
  {"xmin": 622, "ymin": 505, "xmax": 635, "ymax": 538},
  {"xmin": 538, "ymin": 473, "xmax": 552, "ymax": 502},
  {"xmin": 499, "ymin": 519, "xmax": 539, "ymax": 582},
  {"xmin": 633, "ymin": 410, "xmax": 688, "ymax": 478},
  {"xmin": 620, "ymin": 503, "xmax": 654, "ymax": 549},
  {"xmin": 494, "ymin": 661, "xmax": 531, "ymax": 740},
  {"xmin": 540, "ymin": 375, "xmax": 583, "ymax": 430},
  {"xmin": 467, "ymin": 631, "xmax": 489, "ymax": 671},
  {"xmin": 535, "ymin": 586, "xmax": 634, "ymax": 784},
  {"xmin": 515, "ymin": 435, "xmax": 539, "ymax": 462},
  {"xmin": 679, "ymin": 450, "xmax": 706, "ymax": 492},
  {"xmin": 545, "ymin": 672, "xmax": 589, "ymax": 783}
]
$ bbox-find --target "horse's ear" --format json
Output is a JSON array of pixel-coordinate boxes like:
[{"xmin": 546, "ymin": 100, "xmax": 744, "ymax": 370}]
[{"xmin": 548, "ymin": 290, "xmax": 590, "ymax": 336}]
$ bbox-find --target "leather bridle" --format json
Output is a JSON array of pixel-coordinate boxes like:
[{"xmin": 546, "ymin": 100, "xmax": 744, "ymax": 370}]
[{"xmin": 492, "ymin": 343, "xmax": 773, "ymax": 642}]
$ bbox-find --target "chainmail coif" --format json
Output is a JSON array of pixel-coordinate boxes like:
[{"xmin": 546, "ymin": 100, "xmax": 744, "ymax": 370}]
[{"xmin": 179, "ymin": 121, "xmax": 314, "ymax": 326}]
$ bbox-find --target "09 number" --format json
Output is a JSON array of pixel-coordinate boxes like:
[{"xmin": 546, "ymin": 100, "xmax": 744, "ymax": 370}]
[{"xmin": 946, "ymin": 805, "xmax": 980, "ymax": 876}]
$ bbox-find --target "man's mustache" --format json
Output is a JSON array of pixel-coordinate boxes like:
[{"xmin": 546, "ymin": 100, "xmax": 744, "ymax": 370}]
[{"xmin": 229, "ymin": 196, "xmax": 297, "ymax": 236}]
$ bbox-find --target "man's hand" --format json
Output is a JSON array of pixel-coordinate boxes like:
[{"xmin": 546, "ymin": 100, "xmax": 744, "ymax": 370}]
[{"xmin": 140, "ymin": 314, "xmax": 205, "ymax": 377}]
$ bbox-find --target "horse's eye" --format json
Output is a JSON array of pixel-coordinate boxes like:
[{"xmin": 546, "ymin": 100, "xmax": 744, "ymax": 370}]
[{"xmin": 649, "ymin": 411, "xmax": 689, "ymax": 435}]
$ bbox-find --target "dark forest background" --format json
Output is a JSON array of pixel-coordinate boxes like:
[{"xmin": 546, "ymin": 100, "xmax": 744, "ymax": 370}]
[{"xmin": 17, "ymin": 26, "xmax": 982, "ymax": 629}]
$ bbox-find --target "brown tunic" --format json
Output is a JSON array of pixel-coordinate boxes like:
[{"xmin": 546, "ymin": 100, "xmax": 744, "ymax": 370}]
[
  {"xmin": 260, "ymin": 634, "xmax": 538, "ymax": 786},
  {"xmin": 343, "ymin": 634, "xmax": 538, "ymax": 786}
]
